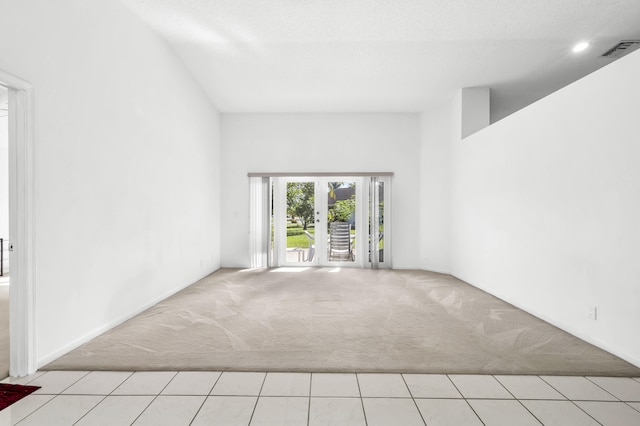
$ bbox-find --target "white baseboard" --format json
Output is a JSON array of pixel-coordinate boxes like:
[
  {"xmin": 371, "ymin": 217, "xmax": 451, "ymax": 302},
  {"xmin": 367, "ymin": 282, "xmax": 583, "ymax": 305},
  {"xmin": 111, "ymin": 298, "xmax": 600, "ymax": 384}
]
[
  {"xmin": 35, "ymin": 266, "xmax": 640, "ymax": 370},
  {"xmin": 220, "ymin": 263, "xmax": 249, "ymax": 269},
  {"xmin": 455, "ymin": 274, "xmax": 640, "ymax": 369},
  {"xmin": 37, "ymin": 268, "xmax": 220, "ymax": 369},
  {"xmin": 412, "ymin": 266, "xmax": 452, "ymax": 275}
]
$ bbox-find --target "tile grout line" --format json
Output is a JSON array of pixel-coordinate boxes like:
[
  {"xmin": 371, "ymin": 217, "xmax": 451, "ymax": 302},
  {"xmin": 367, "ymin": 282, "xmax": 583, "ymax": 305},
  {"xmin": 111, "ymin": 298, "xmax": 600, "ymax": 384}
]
[
  {"xmin": 127, "ymin": 371, "xmax": 179, "ymax": 425},
  {"xmin": 462, "ymin": 398, "xmax": 486, "ymax": 426},
  {"xmin": 444, "ymin": 374, "xmax": 465, "ymax": 399},
  {"xmin": 626, "ymin": 401, "xmax": 640, "ymax": 414},
  {"xmin": 14, "ymin": 396, "xmax": 62, "ymax": 426},
  {"xmin": 70, "ymin": 395, "xmax": 109, "ymax": 426},
  {"xmin": 10, "ymin": 395, "xmax": 55, "ymax": 425},
  {"xmin": 307, "ymin": 373, "xmax": 312, "ymax": 426},
  {"xmin": 537, "ymin": 376, "xmax": 605, "ymax": 426},
  {"xmin": 11, "ymin": 371, "xmax": 55, "ymax": 426},
  {"xmin": 446, "ymin": 374, "xmax": 486, "ymax": 426},
  {"xmin": 400, "ymin": 373, "xmax": 426, "ymax": 426},
  {"xmin": 45, "ymin": 370, "xmax": 93, "ymax": 395},
  {"xmin": 71, "ymin": 371, "xmax": 135, "ymax": 425},
  {"xmin": 493, "ymin": 375, "xmax": 545, "ymax": 426},
  {"xmin": 187, "ymin": 371, "xmax": 224, "ymax": 425},
  {"xmin": 16, "ymin": 371, "xmax": 93, "ymax": 425},
  {"xmin": 13, "ymin": 371, "xmax": 640, "ymax": 425},
  {"xmin": 562, "ymin": 400, "xmax": 605, "ymax": 426},
  {"xmin": 247, "ymin": 372, "xmax": 268, "ymax": 425},
  {"xmin": 491, "ymin": 374, "xmax": 517, "ymax": 399},
  {"xmin": 584, "ymin": 376, "xmax": 628, "ymax": 401},
  {"xmin": 537, "ymin": 376, "xmax": 572, "ymax": 401},
  {"xmin": 354, "ymin": 373, "xmax": 368, "ymax": 426},
  {"xmin": 512, "ymin": 398, "xmax": 545, "ymax": 425}
]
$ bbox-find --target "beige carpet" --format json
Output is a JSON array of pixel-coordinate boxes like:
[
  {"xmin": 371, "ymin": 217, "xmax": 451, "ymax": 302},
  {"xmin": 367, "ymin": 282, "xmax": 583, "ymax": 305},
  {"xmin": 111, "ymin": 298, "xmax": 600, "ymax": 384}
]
[{"xmin": 45, "ymin": 268, "xmax": 640, "ymax": 376}]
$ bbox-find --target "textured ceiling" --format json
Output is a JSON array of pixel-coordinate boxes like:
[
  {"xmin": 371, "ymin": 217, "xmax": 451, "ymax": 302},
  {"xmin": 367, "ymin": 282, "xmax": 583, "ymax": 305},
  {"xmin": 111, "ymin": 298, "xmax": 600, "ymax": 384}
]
[{"xmin": 119, "ymin": 0, "xmax": 640, "ymax": 121}]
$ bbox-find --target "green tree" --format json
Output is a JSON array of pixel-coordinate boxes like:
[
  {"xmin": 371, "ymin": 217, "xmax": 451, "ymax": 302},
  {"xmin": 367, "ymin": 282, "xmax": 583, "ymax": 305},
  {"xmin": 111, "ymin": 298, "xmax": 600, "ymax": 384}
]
[
  {"xmin": 328, "ymin": 182, "xmax": 341, "ymax": 201},
  {"xmin": 329, "ymin": 195, "xmax": 355, "ymax": 223},
  {"xmin": 286, "ymin": 182, "xmax": 315, "ymax": 230}
]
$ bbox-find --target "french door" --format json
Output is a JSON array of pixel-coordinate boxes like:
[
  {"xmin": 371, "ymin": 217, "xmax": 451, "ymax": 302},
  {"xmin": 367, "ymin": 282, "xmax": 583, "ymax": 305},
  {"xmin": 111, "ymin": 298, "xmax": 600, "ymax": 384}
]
[{"xmin": 271, "ymin": 176, "xmax": 390, "ymax": 268}]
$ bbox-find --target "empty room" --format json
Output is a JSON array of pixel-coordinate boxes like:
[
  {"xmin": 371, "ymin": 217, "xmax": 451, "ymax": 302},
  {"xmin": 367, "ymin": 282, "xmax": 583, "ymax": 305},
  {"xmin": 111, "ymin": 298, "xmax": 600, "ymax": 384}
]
[{"xmin": 1, "ymin": 0, "xmax": 640, "ymax": 425}]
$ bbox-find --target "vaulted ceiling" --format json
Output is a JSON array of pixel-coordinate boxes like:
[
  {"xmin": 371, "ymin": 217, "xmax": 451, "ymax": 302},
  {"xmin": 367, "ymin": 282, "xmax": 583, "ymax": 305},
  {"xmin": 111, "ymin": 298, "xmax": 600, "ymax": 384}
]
[{"xmin": 119, "ymin": 0, "xmax": 640, "ymax": 121}]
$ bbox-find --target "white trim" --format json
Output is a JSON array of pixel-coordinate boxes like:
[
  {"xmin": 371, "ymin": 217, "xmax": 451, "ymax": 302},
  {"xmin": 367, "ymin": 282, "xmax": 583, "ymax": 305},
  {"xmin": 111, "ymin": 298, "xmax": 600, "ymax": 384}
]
[
  {"xmin": 36, "ymin": 273, "xmax": 212, "ymax": 367},
  {"xmin": 272, "ymin": 178, "xmax": 285, "ymax": 266},
  {"xmin": 249, "ymin": 172, "xmax": 394, "ymax": 177},
  {"xmin": 457, "ymin": 274, "xmax": 640, "ymax": 368},
  {"xmin": 382, "ymin": 176, "xmax": 392, "ymax": 268},
  {"xmin": 314, "ymin": 179, "xmax": 327, "ymax": 265},
  {"xmin": 366, "ymin": 176, "xmax": 392, "ymax": 269},
  {"xmin": 1, "ymin": 69, "xmax": 37, "ymax": 377},
  {"xmin": 369, "ymin": 177, "xmax": 380, "ymax": 269},
  {"xmin": 270, "ymin": 173, "xmax": 392, "ymax": 269},
  {"xmin": 319, "ymin": 176, "xmax": 365, "ymax": 268},
  {"xmin": 274, "ymin": 176, "xmax": 376, "ymax": 268},
  {"xmin": 274, "ymin": 177, "xmax": 320, "ymax": 267}
]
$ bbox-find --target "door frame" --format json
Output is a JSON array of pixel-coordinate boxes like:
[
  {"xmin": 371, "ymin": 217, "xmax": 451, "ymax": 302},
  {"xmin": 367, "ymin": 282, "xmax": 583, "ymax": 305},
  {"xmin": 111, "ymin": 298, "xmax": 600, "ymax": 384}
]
[
  {"xmin": 274, "ymin": 176, "xmax": 321, "ymax": 267},
  {"xmin": 316, "ymin": 177, "xmax": 366, "ymax": 268},
  {"xmin": 272, "ymin": 175, "xmax": 387, "ymax": 268},
  {"xmin": 1, "ymin": 69, "xmax": 37, "ymax": 377}
]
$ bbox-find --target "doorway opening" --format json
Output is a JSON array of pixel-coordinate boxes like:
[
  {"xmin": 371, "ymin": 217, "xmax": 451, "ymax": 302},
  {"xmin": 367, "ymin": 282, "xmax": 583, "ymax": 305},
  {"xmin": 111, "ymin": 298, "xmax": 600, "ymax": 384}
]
[
  {"xmin": 0, "ymin": 69, "xmax": 36, "ymax": 378},
  {"xmin": 0, "ymin": 85, "xmax": 9, "ymax": 379},
  {"xmin": 250, "ymin": 174, "xmax": 391, "ymax": 269}
]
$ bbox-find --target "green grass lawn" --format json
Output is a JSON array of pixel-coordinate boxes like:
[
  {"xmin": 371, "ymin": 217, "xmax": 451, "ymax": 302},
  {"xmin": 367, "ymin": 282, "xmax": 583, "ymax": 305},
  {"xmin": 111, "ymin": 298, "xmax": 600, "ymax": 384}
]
[
  {"xmin": 286, "ymin": 222, "xmax": 314, "ymax": 248},
  {"xmin": 286, "ymin": 222, "xmax": 362, "ymax": 249}
]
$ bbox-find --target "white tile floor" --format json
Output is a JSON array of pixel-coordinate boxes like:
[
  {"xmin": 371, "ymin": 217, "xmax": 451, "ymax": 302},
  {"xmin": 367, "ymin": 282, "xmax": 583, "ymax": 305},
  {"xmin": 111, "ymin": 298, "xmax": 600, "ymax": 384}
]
[{"xmin": 1, "ymin": 372, "xmax": 640, "ymax": 425}]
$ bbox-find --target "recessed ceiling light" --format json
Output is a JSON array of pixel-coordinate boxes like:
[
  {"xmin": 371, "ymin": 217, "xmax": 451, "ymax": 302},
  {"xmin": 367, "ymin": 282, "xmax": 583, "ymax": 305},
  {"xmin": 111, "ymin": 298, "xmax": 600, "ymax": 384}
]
[{"xmin": 572, "ymin": 41, "xmax": 590, "ymax": 53}]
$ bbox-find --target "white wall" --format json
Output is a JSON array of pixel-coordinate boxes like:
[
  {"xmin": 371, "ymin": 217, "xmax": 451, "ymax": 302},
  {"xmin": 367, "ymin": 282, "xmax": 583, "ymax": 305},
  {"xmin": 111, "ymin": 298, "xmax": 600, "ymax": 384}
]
[
  {"xmin": 221, "ymin": 113, "xmax": 421, "ymax": 269},
  {"xmin": 0, "ymin": 0, "xmax": 221, "ymax": 366},
  {"xmin": 451, "ymin": 50, "xmax": 640, "ymax": 366},
  {"xmin": 418, "ymin": 105, "xmax": 454, "ymax": 273}
]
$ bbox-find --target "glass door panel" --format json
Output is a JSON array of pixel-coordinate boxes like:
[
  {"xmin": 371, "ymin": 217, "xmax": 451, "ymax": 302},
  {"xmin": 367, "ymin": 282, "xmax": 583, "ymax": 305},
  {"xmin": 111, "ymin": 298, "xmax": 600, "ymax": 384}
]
[
  {"xmin": 368, "ymin": 177, "xmax": 390, "ymax": 268},
  {"xmin": 271, "ymin": 176, "xmax": 388, "ymax": 268},
  {"xmin": 377, "ymin": 181, "xmax": 384, "ymax": 262},
  {"xmin": 326, "ymin": 181, "xmax": 357, "ymax": 263},
  {"xmin": 283, "ymin": 180, "xmax": 316, "ymax": 265},
  {"xmin": 368, "ymin": 178, "xmax": 383, "ymax": 266}
]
